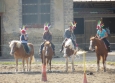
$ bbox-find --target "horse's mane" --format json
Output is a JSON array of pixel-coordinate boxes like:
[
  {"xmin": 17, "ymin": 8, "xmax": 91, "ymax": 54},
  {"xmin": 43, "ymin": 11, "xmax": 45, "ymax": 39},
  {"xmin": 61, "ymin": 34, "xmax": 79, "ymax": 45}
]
[
  {"xmin": 90, "ymin": 37, "xmax": 106, "ymax": 48},
  {"xmin": 44, "ymin": 41, "xmax": 51, "ymax": 46},
  {"xmin": 9, "ymin": 40, "xmax": 21, "ymax": 48}
]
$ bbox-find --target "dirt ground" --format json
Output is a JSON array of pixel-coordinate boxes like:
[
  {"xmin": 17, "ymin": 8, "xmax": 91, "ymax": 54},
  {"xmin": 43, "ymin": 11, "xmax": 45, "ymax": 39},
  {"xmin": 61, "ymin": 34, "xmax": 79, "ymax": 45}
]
[{"xmin": 0, "ymin": 64, "xmax": 115, "ymax": 83}]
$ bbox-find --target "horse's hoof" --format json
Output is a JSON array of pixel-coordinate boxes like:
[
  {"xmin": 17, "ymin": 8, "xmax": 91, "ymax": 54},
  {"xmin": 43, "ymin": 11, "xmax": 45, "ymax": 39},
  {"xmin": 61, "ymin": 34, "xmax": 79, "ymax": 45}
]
[
  {"xmin": 15, "ymin": 70, "xmax": 18, "ymax": 72},
  {"xmin": 104, "ymin": 69, "xmax": 106, "ymax": 72},
  {"xmin": 74, "ymin": 68, "xmax": 75, "ymax": 70},
  {"xmin": 72, "ymin": 70, "xmax": 74, "ymax": 72},
  {"xmin": 23, "ymin": 69, "xmax": 25, "ymax": 72},
  {"xmin": 29, "ymin": 69, "xmax": 31, "ymax": 72},
  {"xmin": 65, "ymin": 70, "xmax": 68, "ymax": 72}
]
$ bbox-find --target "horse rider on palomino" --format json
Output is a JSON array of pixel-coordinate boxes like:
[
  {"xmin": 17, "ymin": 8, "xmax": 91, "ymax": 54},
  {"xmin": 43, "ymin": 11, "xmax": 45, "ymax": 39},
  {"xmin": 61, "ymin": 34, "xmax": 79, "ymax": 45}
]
[
  {"xmin": 60, "ymin": 21, "xmax": 77, "ymax": 53},
  {"xmin": 20, "ymin": 26, "xmax": 30, "ymax": 54},
  {"xmin": 39, "ymin": 23, "xmax": 55, "ymax": 56},
  {"xmin": 96, "ymin": 20, "xmax": 112, "ymax": 52}
]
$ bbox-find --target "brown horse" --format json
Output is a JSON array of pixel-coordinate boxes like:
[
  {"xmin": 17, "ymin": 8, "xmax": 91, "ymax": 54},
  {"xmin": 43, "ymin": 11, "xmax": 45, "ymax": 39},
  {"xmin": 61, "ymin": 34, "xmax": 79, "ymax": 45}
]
[
  {"xmin": 89, "ymin": 37, "xmax": 108, "ymax": 72},
  {"xmin": 9, "ymin": 40, "xmax": 35, "ymax": 72},
  {"xmin": 63, "ymin": 38, "xmax": 77, "ymax": 72},
  {"xmin": 41, "ymin": 41, "xmax": 54, "ymax": 71}
]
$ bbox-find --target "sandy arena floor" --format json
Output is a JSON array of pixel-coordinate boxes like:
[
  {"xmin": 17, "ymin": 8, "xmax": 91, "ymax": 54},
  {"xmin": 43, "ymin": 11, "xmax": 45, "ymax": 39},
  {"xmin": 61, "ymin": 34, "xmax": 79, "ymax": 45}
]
[{"xmin": 0, "ymin": 64, "xmax": 115, "ymax": 83}]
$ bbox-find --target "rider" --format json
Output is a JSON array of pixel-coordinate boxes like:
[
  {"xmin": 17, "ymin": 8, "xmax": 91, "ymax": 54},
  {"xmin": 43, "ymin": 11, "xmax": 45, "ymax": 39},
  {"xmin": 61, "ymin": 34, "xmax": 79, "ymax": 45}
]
[
  {"xmin": 96, "ymin": 20, "xmax": 112, "ymax": 52},
  {"xmin": 60, "ymin": 21, "xmax": 77, "ymax": 53},
  {"xmin": 39, "ymin": 23, "xmax": 55, "ymax": 56},
  {"xmin": 20, "ymin": 26, "xmax": 30, "ymax": 54}
]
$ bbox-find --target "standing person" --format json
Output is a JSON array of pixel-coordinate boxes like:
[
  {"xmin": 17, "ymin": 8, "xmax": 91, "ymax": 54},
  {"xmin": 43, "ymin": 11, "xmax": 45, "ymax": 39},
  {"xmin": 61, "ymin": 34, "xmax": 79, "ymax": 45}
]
[
  {"xmin": 20, "ymin": 26, "xmax": 30, "ymax": 54},
  {"xmin": 39, "ymin": 23, "xmax": 55, "ymax": 56},
  {"xmin": 96, "ymin": 20, "xmax": 112, "ymax": 52},
  {"xmin": 60, "ymin": 21, "xmax": 77, "ymax": 53}
]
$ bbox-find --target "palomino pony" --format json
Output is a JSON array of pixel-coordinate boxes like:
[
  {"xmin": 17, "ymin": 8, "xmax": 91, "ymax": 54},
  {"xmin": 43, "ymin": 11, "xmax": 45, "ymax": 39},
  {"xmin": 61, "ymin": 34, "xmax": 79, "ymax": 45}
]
[
  {"xmin": 63, "ymin": 38, "xmax": 77, "ymax": 72},
  {"xmin": 41, "ymin": 41, "xmax": 54, "ymax": 71},
  {"xmin": 9, "ymin": 40, "xmax": 35, "ymax": 72},
  {"xmin": 89, "ymin": 37, "xmax": 108, "ymax": 72}
]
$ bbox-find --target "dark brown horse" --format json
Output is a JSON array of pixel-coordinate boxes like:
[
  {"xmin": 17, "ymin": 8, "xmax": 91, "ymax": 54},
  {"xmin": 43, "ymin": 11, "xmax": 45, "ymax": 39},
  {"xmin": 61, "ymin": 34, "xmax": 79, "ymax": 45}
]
[
  {"xmin": 89, "ymin": 37, "xmax": 108, "ymax": 72},
  {"xmin": 9, "ymin": 40, "xmax": 35, "ymax": 72},
  {"xmin": 41, "ymin": 41, "xmax": 54, "ymax": 71},
  {"xmin": 63, "ymin": 38, "xmax": 77, "ymax": 72}
]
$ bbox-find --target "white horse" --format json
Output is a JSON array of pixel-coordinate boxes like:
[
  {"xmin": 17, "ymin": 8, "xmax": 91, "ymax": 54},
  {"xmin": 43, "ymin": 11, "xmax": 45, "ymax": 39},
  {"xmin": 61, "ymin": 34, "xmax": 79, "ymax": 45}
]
[{"xmin": 63, "ymin": 38, "xmax": 78, "ymax": 72}]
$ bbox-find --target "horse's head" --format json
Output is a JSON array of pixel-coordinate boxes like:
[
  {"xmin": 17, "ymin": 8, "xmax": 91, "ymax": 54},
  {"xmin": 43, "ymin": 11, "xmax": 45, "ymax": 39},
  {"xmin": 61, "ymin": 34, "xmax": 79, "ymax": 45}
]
[
  {"xmin": 43, "ymin": 41, "xmax": 51, "ymax": 56},
  {"xmin": 63, "ymin": 39, "xmax": 75, "ymax": 57},
  {"xmin": 89, "ymin": 36, "xmax": 96, "ymax": 51},
  {"xmin": 9, "ymin": 40, "xmax": 21, "ymax": 55}
]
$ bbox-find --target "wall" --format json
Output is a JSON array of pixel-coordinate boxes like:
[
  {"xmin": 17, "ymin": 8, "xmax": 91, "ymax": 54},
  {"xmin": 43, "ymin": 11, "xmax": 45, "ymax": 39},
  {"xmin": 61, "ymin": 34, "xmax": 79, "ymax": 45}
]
[{"xmin": 1, "ymin": 0, "xmax": 73, "ymax": 58}]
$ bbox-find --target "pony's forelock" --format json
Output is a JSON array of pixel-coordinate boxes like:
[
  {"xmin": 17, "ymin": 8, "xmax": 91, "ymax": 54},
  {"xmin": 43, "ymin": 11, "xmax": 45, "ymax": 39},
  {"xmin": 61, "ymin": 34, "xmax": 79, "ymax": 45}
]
[
  {"xmin": 9, "ymin": 40, "xmax": 21, "ymax": 48},
  {"xmin": 90, "ymin": 36, "xmax": 95, "ymax": 40}
]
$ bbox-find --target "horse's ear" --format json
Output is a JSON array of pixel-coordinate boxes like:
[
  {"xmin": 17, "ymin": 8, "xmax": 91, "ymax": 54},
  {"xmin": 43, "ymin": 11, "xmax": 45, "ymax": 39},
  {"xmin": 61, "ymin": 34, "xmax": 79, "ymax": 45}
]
[
  {"xmin": 9, "ymin": 42, "xmax": 11, "ymax": 45},
  {"xmin": 68, "ymin": 45, "xmax": 71, "ymax": 48},
  {"xmin": 50, "ymin": 43, "xmax": 51, "ymax": 46}
]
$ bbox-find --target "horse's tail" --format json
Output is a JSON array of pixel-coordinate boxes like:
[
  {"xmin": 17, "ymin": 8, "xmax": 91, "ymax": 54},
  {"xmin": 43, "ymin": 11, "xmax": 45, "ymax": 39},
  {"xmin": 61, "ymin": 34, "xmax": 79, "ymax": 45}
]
[
  {"xmin": 31, "ymin": 55, "xmax": 35, "ymax": 63},
  {"xmin": 100, "ymin": 55, "xmax": 103, "ymax": 61}
]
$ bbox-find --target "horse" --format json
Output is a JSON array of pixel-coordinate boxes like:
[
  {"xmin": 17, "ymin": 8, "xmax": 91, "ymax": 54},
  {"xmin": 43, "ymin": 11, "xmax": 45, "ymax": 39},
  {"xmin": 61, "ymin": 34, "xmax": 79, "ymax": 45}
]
[
  {"xmin": 63, "ymin": 38, "xmax": 77, "ymax": 72},
  {"xmin": 9, "ymin": 40, "xmax": 35, "ymax": 72},
  {"xmin": 41, "ymin": 41, "xmax": 54, "ymax": 71},
  {"xmin": 89, "ymin": 36, "xmax": 108, "ymax": 72}
]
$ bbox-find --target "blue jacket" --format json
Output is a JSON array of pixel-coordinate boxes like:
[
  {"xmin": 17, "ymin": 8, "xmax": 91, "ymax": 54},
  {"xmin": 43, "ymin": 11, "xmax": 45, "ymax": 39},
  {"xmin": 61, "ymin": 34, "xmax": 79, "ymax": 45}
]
[
  {"xmin": 20, "ymin": 34, "xmax": 28, "ymax": 43},
  {"xmin": 64, "ymin": 28, "xmax": 76, "ymax": 40}
]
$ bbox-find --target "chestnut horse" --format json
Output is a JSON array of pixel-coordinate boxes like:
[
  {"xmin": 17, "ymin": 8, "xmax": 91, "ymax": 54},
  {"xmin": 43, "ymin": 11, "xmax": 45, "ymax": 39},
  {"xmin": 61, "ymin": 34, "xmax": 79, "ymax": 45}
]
[
  {"xmin": 63, "ymin": 38, "xmax": 77, "ymax": 72},
  {"xmin": 89, "ymin": 37, "xmax": 108, "ymax": 72},
  {"xmin": 41, "ymin": 41, "xmax": 54, "ymax": 71},
  {"xmin": 9, "ymin": 40, "xmax": 35, "ymax": 72}
]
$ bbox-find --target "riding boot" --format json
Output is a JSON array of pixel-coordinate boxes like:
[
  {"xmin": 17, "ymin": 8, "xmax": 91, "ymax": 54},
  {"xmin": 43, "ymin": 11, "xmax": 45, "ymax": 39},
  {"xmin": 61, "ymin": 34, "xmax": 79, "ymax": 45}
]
[
  {"xmin": 53, "ymin": 51, "xmax": 55, "ymax": 56},
  {"xmin": 60, "ymin": 42, "xmax": 65, "ymax": 53},
  {"xmin": 108, "ymin": 47, "xmax": 112, "ymax": 52}
]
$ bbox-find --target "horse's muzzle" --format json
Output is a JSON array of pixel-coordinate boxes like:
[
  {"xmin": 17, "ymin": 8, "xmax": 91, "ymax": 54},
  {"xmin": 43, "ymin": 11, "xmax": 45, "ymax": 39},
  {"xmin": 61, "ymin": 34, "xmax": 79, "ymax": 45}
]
[
  {"xmin": 63, "ymin": 54, "xmax": 67, "ymax": 58},
  {"xmin": 10, "ymin": 51, "xmax": 14, "ymax": 55},
  {"xmin": 89, "ymin": 46, "xmax": 92, "ymax": 51},
  {"xmin": 89, "ymin": 46, "xmax": 94, "ymax": 51}
]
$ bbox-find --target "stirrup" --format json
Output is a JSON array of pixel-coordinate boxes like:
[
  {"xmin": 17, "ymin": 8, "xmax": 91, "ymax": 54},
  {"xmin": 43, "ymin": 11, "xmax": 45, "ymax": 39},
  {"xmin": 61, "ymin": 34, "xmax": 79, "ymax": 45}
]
[{"xmin": 59, "ymin": 49, "xmax": 63, "ymax": 53}]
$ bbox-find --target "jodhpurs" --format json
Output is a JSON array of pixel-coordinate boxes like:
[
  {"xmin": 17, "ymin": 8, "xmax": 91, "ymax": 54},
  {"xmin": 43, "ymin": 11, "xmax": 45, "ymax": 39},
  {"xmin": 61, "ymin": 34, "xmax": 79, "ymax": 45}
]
[
  {"xmin": 22, "ymin": 43, "xmax": 29, "ymax": 53},
  {"xmin": 102, "ymin": 38, "xmax": 110, "ymax": 47}
]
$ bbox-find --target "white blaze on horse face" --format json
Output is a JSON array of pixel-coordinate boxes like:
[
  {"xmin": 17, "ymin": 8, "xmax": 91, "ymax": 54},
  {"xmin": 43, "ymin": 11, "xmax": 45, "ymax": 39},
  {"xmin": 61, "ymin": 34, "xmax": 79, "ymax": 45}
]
[
  {"xmin": 45, "ymin": 47, "xmax": 48, "ymax": 56},
  {"xmin": 10, "ymin": 43, "xmax": 14, "ymax": 55},
  {"xmin": 89, "ymin": 40, "xmax": 93, "ymax": 51}
]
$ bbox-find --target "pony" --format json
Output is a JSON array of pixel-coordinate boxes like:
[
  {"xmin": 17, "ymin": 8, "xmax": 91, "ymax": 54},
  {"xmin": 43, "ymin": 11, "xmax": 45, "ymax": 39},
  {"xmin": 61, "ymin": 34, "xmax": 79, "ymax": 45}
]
[
  {"xmin": 89, "ymin": 36, "xmax": 108, "ymax": 72},
  {"xmin": 41, "ymin": 41, "xmax": 54, "ymax": 71},
  {"xmin": 63, "ymin": 38, "xmax": 77, "ymax": 72},
  {"xmin": 9, "ymin": 40, "xmax": 35, "ymax": 72}
]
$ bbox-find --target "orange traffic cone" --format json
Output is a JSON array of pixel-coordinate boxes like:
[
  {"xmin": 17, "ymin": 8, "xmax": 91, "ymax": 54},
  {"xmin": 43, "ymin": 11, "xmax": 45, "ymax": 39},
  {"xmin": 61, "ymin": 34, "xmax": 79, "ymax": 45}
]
[
  {"xmin": 41, "ymin": 65, "xmax": 47, "ymax": 81},
  {"xmin": 83, "ymin": 73, "xmax": 87, "ymax": 83}
]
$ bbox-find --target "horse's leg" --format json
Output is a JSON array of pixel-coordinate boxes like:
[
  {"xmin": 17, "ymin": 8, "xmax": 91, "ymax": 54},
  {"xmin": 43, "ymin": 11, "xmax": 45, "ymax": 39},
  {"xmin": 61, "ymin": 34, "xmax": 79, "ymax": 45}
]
[
  {"xmin": 46, "ymin": 58, "xmax": 50, "ymax": 71},
  {"xmin": 103, "ymin": 55, "xmax": 106, "ymax": 72},
  {"xmin": 49, "ymin": 59, "xmax": 52, "ymax": 71},
  {"xmin": 22, "ymin": 58, "xmax": 25, "ymax": 72},
  {"xmin": 26, "ymin": 58, "xmax": 29, "ymax": 71},
  {"xmin": 29, "ymin": 56, "xmax": 32, "ymax": 71},
  {"xmin": 15, "ymin": 58, "xmax": 18, "ymax": 72},
  {"xmin": 96, "ymin": 54, "xmax": 100, "ymax": 72},
  {"xmin": 71, "ymin": 55, "xmax": 75, "ymax": 72},
  {"xmin": 65, "ymin": 57, "xmax": 68, "ymax": 72}
]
